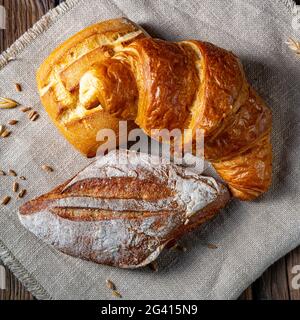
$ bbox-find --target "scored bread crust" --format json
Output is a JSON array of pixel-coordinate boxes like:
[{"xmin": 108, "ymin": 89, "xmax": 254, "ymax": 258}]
[
  {"xmin": 19, "ymin": 150, "xmax": 230, "ymax": 268},
  {"xmin": 36, "ymin": 18, "xmax": 148, "ymax": 157},
  {"xmin": 36, "ymin": 18, "xmax": 272, "ymax": 200},
  {"xmin": 119, "ymin": 38, "xmax": 272, "ymax": 200}
]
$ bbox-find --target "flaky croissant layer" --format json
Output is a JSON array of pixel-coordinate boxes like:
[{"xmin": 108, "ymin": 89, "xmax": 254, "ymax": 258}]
[{"xmin": 37, "ymin": 18, "xmax": 272, "ymax": 200}]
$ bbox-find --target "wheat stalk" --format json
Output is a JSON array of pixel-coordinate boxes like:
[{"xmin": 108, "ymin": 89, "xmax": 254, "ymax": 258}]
[{"xmin": 286, "ymin": 37, "xmax": 300, "ymax": 56}]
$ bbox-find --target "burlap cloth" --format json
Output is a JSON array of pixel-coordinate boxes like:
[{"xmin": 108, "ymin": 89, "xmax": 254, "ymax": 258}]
[{"xmin": 0, "ymin": 0, "xmax": 299, "ymax": 300}]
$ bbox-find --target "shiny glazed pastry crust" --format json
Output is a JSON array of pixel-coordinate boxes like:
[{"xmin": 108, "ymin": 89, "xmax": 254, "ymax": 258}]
[
  {"xmin": 37, "ymin": 18, "xmax": 272, "ymax": 200},
  {"xmin": 36, "ymin": 18, "xmax": 147, "ymax": 157}
]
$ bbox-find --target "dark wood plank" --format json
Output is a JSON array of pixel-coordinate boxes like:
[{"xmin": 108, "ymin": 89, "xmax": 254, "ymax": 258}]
[
  {"xmin": 0, "ymin": 0, "xmax": 55, "ymax": 48},
  {"xmin": 240, "ymin": 248, "xmax": 300, "ymax": 300},
  {"xmin": 0, "ymin": 0, "xmax": 56, "ymax": 301},
  {"xmin": 251, "ymin": 246, "xmax": 300, "ymax": 301},
  {"xmin": 286, "ymin": 246, "xmax": 300, "ymax": 300},
  {"xmin": 251, "ymin": 256, "xmax": 290, "ymax": 300},
  {"xmin": 238, "ymin": 286, "xmax": 253, "ymax": 300},
  {"xmin": 1, "ymin": 0, "xmax": 300, "ymax": 301},
  {"xmin": 0, "ymin": 263, "xmax": 35, "ymax": 300}
]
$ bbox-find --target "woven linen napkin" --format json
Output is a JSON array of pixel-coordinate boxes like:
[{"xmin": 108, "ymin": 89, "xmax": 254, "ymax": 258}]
[{"xmin": 0, "ymin": 0, "xmax": 299, "ymax": 300}]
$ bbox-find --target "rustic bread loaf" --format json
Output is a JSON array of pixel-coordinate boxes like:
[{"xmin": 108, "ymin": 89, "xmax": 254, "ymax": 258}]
[
  {"xmin": 37, "ymin": 18, "xmax": 272, "ymax": 200},
  {"xmin": 19, "ymin": 150, "xmax": 230, "ymax": 268},
  {"xmin": 36, "ymin": 18, "xmax": 148, "ymax": 157}
]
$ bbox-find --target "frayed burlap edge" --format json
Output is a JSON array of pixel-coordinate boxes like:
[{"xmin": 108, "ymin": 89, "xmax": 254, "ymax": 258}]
[
  {"xmin": 0, "ymin": 0, "xmax": 296, "ymax": 300},
  {"xmin": 0, "ymin": 0, "xmax": 83, "ymax": 300},
  {"xmin": 0, "ymin": 0, "xmax": 82, "ymax": 67}
]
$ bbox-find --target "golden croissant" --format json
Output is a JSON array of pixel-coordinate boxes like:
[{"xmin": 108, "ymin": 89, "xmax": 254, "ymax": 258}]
[{"xmin": 37, "ymin": 18, "xmax": 272, "ymax": 201}]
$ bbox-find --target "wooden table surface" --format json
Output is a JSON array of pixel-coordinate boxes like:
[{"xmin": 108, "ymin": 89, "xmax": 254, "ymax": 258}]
[{"xmin": 0, "ymin": 0, "xmax": 299, "ymax": 300}]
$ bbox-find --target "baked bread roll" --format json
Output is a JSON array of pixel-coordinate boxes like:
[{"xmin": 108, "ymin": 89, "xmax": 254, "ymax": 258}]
[
  {"xmin": 36, "ymin": 18, "xmax": 148, "ymax": 157},
  {"xmin": 37, "ymin": 18, "xmax": 272, "ymax": 200},
  {"xmin": 19, "ymin": 150, "xmax": 229, "ymax": 268}
]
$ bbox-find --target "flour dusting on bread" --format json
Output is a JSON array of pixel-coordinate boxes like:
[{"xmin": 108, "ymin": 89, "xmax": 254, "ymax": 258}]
[{"xmin": 19, "ymin": 150, "xmax": 229, "ymax": 268}]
